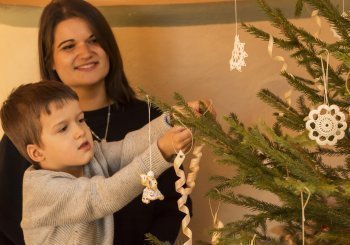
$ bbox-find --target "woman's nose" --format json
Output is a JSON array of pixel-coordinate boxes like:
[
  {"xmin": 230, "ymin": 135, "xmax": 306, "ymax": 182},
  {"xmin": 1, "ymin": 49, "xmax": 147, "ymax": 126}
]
[{"xmin": 77, "ymin": 43, "xmax": 93, "ymax": 59}]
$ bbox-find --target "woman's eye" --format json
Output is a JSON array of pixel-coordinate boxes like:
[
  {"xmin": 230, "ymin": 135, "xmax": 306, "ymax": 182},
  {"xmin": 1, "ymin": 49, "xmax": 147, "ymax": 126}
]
[
  {"xmin": 62, "ymin": 44, "xmax": 75, "ymax": 50},
  {"xmin": 88, "ymin": 37, "xmax": 98, "ymax": 44}
]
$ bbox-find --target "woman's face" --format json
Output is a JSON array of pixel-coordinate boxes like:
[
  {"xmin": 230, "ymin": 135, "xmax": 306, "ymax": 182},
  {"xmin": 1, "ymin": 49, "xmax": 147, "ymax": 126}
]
[{"xmin": 52, "ymin": 17, "xmax": 110, "ymax": 89}]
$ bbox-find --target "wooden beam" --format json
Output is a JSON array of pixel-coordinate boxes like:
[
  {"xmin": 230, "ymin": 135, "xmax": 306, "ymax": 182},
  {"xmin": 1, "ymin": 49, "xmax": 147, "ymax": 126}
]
[
  {"xmin": 0, "ymin": 0, "xmax": 234, "ymax": 7},
  {"xmin": 0, "ymin": 0, "xmax": 344, "ymax": 27}
]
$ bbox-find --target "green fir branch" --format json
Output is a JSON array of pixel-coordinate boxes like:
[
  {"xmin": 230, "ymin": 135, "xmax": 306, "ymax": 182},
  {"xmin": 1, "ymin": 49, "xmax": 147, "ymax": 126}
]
[
  {"xmin": 302, "ymin": 0, "xmax": 350, "ymax": 42},
  {"xmin": 144, "ymin": 233, "xmax": 171, "ymax": 245},
  {"xmin": 294, "ymin": 0, "xmax": 304, "ymax": 17}
]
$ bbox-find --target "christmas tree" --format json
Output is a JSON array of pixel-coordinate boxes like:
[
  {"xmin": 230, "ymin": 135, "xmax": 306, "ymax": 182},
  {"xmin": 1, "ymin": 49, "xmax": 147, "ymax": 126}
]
[{"xmin": 154, "ymin": 0, "xmax": 350, "ymax": 244}]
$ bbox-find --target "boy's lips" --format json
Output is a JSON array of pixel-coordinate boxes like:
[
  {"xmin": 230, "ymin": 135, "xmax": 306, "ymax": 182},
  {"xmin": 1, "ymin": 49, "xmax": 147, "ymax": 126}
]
[{"xmin": 78, "ymin": 141, "xmax": 91, "ymax": 151}]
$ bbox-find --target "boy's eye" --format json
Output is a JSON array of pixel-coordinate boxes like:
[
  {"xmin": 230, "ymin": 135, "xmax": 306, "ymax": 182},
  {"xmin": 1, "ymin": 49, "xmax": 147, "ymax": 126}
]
[
  {"xmin": 59, "ymin": 125, "xmax": 68, "ymax": 133},
  {"xmin": 79, "ymin": 118, "xmax": 86, "ymax": 124}
]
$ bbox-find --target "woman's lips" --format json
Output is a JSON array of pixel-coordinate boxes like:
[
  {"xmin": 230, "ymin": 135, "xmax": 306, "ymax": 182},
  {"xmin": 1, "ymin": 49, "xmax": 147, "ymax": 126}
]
[{"xmin": 75, "ymin": 62, "xmax": 98, "ymax": 70}]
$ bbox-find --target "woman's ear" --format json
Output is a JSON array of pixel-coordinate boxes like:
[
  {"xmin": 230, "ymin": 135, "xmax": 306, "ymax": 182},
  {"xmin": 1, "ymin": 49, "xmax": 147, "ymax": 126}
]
[{"xmin": 27, "ymin": 144, "xmax": 45, "ymax": 163}]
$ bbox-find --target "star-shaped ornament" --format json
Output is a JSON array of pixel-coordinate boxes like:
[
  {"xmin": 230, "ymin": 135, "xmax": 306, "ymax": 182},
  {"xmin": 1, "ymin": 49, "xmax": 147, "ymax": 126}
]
[{"xmin": 229, "ymin": 35, "xmax": 248, "ymax": 72}]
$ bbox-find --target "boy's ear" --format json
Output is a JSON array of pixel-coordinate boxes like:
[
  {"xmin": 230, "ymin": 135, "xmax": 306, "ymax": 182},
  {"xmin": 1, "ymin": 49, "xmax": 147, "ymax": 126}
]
[{"xmin": 27, "ymin": 144, "xmax": 45, "ymax": 163}]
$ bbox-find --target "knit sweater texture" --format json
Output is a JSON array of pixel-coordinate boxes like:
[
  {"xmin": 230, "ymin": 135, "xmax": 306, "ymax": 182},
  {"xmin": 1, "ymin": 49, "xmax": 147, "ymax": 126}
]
[{"xmin": 21, "ymin": 115, "xmax": 171, "ymax": 245}]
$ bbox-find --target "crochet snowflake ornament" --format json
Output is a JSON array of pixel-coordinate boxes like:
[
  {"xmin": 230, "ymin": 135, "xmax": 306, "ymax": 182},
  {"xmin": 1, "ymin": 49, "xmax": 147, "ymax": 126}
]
[
  {"xmin": 229, "ymin": 35, "xmax": 248, "ymax": 72},
  {"xmin": 305, "ymin": 104, "xmax": 347, "ymax": 146}
]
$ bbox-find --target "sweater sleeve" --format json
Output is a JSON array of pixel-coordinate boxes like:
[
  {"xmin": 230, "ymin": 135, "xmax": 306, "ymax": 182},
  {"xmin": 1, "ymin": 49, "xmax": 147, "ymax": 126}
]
[
  {"xmin": 21, "ymin": 143, "xmax": 171, "ymax": 229},
  {"xmin": 100, "ymin": 113, "xmax": 171, "ymax": 174}
]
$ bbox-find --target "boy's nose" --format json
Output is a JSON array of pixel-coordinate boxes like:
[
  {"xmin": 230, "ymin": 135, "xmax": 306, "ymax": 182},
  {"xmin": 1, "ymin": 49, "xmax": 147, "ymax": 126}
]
[{"xmin": 74, "ymin": 124, "xmax": 86, "ymax": 139}]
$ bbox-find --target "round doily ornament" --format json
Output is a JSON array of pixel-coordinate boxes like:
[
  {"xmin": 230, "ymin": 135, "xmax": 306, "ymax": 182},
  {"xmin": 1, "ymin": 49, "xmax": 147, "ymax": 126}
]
[{"xmin": 306, "ymin": 104, "xmax": 347, "ymax": 146}]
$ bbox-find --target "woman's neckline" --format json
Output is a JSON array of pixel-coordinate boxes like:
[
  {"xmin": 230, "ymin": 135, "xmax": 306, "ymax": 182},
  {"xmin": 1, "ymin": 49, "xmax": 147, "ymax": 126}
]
[{"xmin": 83, "ymin": 103, "xmax": 111, "ymax": 113}]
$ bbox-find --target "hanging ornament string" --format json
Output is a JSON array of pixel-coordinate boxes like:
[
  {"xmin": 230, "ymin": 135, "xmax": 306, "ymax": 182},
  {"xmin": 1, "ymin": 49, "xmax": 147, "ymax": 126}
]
[
  {"xmin": 320, "ymin": 50, "xmax": 329, "ymax": 105},
  {"xmin": 234, "ymin": 0, "xmax": 238, "ymax": 36},
  {"xmin": 301, "ymin": 187, "xmax": 311, "ymax": 245},
  {"xmin": 140, "ymin": 95, "xmax": 164, "ymax": 204},
  {"xmin": 345, "ymin": 72, "xmax": 350, "ymax": 94},
  {"xmin": 147, "ymin": 95, "xmax": 152, "ymax": 172},
  {"xmin": 229, "ymin": 0, "xmax": 248, "ymax": 72},
  {"xmin": 209, "ymin": 198, "xmax": 224, "ymax": 245},
  {"xmin": 305, "ymin": 50, "xmax": 347, "ymax": 145}
]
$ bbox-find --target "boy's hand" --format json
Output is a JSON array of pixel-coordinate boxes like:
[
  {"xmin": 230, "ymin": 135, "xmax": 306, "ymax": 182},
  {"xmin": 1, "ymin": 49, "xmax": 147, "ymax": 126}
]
[{"xmin": 157, "ymin": 126, "xmax": 193, "ymax": 161}]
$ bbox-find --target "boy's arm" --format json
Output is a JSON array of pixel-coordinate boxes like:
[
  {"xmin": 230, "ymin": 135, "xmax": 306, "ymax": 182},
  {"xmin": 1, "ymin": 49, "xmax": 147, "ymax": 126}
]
[
  {"xmin": 100, "ymin": 113, "xmax": 172, "ymax": 174},
  {"xmin": 21, "ymin": 141, "xmax": 171, "ymax": 229}
]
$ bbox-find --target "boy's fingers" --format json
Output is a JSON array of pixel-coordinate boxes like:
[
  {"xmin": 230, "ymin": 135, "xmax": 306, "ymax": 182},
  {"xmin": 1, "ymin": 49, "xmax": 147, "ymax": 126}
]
[
  {"xmin": 178, "ymin": 136, "xmax": 192, "ymax": 145},
  {"xmin": 173, "ymin": 128, "xmax": 192, "ymax": 141},
  {"xmin": 173, "ymin": 134, "xmax": 193, "ymax": 151},
  {"xmin": 168, "ymin": 126, "xmax": 186, "ymax": 134}
]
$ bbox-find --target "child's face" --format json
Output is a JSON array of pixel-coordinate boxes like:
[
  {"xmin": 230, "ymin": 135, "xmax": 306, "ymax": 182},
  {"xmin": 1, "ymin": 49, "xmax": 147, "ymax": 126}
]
[{"xmin": 28, "ymin": 100, "xmax": 94, "ymax": 175}]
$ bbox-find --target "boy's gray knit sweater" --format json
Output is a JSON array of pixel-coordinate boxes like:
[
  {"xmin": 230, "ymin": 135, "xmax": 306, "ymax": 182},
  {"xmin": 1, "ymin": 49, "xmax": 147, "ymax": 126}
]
[{"xmin": 21, "ymin": 115, "xmax": 172, "ymax": 245}]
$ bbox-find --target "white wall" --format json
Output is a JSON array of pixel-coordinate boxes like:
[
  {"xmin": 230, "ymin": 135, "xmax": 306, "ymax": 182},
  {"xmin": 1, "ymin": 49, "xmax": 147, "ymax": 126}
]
[{"xmin": 0, "ymin": 24, "xmax": 40, "ymax": 136}]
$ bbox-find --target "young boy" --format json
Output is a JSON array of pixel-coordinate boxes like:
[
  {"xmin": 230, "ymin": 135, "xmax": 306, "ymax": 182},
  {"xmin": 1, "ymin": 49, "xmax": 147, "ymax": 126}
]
[{"xmin": 0, "ymin": 81, "xmax": 193, "ymax": 245}]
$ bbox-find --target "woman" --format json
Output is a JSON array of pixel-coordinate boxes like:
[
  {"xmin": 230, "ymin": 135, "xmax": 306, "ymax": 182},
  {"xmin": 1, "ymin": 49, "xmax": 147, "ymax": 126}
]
[{"xmin": 0, "ymin": 0, "xmax": 190, "ymax": 244}]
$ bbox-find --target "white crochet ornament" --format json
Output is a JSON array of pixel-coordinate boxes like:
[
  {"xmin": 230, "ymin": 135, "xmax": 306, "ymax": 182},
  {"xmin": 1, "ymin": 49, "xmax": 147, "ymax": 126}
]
[
  {"xmin": 141, "ymin": 170, "xmax": 164, "ymax": 204},
  {"xmin": 305, "ymin": 104, "xmax": 347, "ymax": 146},
  {"xmin": 229, "ymin": 35, "xmax": 248, "ymax": 72}
]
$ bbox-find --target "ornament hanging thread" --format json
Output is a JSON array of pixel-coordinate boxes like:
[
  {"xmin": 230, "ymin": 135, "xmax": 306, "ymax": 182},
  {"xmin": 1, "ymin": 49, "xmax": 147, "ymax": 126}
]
[
  {"xmin": 140, "ymin": 95, "xmax": 164, "ymax": 204},
  {"xmin": 305, "ymin": 51, "xmax": 347, "ymax": 146},
  {"xmin": 229, "ymin": 0, "xmax": 248, "ymax": 72}
]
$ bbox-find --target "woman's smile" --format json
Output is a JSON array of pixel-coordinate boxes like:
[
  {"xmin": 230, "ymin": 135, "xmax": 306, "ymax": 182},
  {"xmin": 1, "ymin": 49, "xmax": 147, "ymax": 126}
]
[{"xmin": 74, "ymin": 61, "xmax": 99, "ymax": 71}]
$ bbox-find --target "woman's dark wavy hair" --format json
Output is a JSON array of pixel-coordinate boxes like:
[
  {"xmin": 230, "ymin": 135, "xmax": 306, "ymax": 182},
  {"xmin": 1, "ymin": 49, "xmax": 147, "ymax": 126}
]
[{"xmin": 38, "ymin": 0, "xmax": 135, "ymax": 106}]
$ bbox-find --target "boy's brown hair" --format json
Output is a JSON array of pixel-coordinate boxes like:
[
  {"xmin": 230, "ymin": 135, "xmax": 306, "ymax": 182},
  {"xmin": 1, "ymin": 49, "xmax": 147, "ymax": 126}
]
[{"xmin": 0, "ymin": 81, "xmax": 79, "ymax": 164}]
